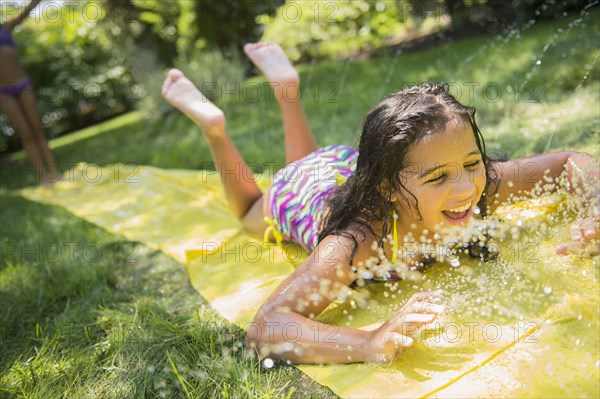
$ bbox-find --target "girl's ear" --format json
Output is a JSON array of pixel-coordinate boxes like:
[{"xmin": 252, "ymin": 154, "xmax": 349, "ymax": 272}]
[{"xmin": 378, "ymin": 179, "xmax": 398, "ymax": 202}]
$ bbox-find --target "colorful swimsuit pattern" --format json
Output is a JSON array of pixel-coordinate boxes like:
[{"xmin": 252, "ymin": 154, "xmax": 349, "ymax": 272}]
[{"xmin": 268, "ymin": 145, "xmax": 358, "ymax": 251}]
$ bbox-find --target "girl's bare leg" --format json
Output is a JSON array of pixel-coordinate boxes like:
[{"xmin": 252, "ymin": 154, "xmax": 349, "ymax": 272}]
[
  {"xmin": 243, "ymin": 42, "xmax": 318, "ymax": 164},
  {"xmin": 0, "ymin": 93, "xmax": 49, "ymax": 184},
  {"xmin": 161, "ymin": 69, "xmax": 267, "ymax": 234},
  {"xmin": 19, "ymin": 87, "xmax": 59, "ymax": 181}
]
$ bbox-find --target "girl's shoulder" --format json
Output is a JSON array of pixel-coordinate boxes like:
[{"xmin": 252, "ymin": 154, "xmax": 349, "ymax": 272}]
[{"xmin": 315, "ymin": 221, "xmax": 379, "ymax": 267}]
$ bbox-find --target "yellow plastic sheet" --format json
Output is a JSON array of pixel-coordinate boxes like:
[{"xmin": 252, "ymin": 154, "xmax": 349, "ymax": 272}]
[{"xmin": 21, "ymin": 163, "xmax": 599, "ymax": 398}]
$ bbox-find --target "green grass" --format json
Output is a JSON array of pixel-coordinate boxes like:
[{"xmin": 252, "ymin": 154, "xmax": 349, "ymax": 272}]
[
  {"xmin": 0, "ymin": 194, "xmax": 335, "ymax": 398},
  {"xmin": 1, "ymin": 9, "xmax": 599, "ymax": 398}
]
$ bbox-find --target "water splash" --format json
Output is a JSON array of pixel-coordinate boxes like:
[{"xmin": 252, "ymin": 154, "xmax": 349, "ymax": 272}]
[{"xmin": 522, "ymin": 7, "xmax": 595, "ymax": 88}]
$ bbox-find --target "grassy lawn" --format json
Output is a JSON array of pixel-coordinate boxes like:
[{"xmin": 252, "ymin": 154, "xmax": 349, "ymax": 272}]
[
  {"xmin": 1, "ymin": 10, "xmax": 599, "ymax": 398},
  {"xmin": 0, "ymin": 194, "xmax": 332, "ymax": 398}
]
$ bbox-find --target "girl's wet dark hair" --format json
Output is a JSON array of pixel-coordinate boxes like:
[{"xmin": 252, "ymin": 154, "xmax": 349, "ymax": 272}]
[{"xmin": 318, "ymin": 83, "xmax": 499, "ymax": 263}]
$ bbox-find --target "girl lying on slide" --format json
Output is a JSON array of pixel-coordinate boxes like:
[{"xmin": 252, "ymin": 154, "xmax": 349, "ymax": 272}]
[{"xmin": 162, "ymin": 42, "xmax": 599, "ymax": 364}]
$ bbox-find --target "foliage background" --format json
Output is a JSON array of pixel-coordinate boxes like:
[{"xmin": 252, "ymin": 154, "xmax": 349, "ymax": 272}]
[{"xmin": 1, "ymin": 0, "xmax": 595, "ymax": 152}]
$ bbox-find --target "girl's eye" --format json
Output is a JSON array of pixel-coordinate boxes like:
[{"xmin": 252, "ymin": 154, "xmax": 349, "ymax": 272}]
[
  {"xmin": 465, "ymin": 160, "xmax": 481, "ymax": 169},
  {"xmin": 426, "ymin": 174, "xmax": 446, "ymax": 184},
  {"xmin": 425, "ymin": 160, "xmax": 481, "ymax": 183}
]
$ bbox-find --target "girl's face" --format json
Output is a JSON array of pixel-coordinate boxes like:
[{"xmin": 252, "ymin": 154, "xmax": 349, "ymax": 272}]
[{"xmin": 394, "ymin": 119, "xmax": 486, "ymax": 235}]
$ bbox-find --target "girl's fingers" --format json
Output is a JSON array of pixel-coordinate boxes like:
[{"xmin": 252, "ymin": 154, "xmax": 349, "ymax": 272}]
[
  {"xmin": 413, "ymin": 290, "xmax": 443, "ymax": 300},
  {"xmin": 555, "ymin": 239, "xmax": 596, "ymax": 256},
  {"xmin": 404, "ymin": 290, "xmax": 444, "ymax": 307},
  {"xmin": 582, "ymin": 218, "xmax": 597, "ymax": 239},
  {"xmin": 403, "ymin": 302, "xmax": 445, "ymax": 315},
  {"xmin": 391, "ymin": 295, "xmax": 444, "ymax": 337},
  {"xmin": 558, "ymin": 218, "xmax": 599, "ymax": 255},
  {"xmin": 555, "ymin": 243, "xmax": 569, "ymax": 255},
  {"xmin": 387, "ymin": 332, "xmax": 414, "ymax": 348},
  {"xmin": 569, "ymin": 218, "xmax": 598, "ymax": 241},
  {"xmin": 425, "ymin": 304, "xmax": 445, "ymax": 314},
  {"xmin": 400, "ymin": 313, "xmax": 436, "ymax": 324},
  {"xmin": 401, "ymin": 291, "xmax": 445, "ymax": 315}
]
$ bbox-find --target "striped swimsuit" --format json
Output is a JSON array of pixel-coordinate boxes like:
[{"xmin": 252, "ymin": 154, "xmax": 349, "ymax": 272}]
[{"xmin": 268, "ymin": 145, "xmax": 358, "ymax": 251}]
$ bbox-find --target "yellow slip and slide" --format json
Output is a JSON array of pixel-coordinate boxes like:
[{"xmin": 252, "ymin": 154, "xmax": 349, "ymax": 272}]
[{"xmin": 21, "ymin": 163, "xmax": 599, "ymax": 398}]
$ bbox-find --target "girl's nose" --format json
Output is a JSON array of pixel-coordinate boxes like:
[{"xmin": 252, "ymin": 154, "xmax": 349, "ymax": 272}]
[{"xmin": 452, "ymin": 172, "xmax": 477, "ymax": 198}]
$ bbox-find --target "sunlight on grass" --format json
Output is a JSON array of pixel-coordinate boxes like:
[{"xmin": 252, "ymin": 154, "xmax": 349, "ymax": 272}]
[
  {"xmin": 1, "ymin": 9, "xmax": 599, "ymax": 399},
  {"xmin": 6, "ymin": 112, "xmax": 144, "ymax": 162},
  {"xmin": 0, "ymin": 195, "xmax": 333, "ymax": 398},
  {"xmin": 49, "ymin": 112, "xmax": 144, "ymax": 149}
]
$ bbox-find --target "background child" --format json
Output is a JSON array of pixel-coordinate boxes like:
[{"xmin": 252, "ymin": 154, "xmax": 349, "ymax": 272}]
[
  {"xmin": 162, "ymin": 42, "xmax": 598, "ymax": 364},
  {"xmin": 0, "ymin": 0, "xmax": 56, "ymax": 184}
]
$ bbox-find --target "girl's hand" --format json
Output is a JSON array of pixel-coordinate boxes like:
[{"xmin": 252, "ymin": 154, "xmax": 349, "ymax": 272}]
[
  {"xmin": 555, "ymin": 215, "xmax": 600, "ymax": 257},
  {"xmin": 363, "ymin": 290, "xmax": 445, "ymax": 363}
]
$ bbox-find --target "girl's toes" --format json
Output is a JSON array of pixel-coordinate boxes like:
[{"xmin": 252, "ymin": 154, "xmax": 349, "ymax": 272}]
[{"xmin": 167, "ymin": 68, "xmax": 184, "ymax": 79}]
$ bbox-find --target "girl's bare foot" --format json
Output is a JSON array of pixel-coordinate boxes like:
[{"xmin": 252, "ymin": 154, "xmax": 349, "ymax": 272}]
[
  {"xmin": 243, "ymin": 42, "xmax": 300, "ymax": 103},
  {"xmin": 162, "ymin": 69, "xmax": 226, "ymax": 140}
]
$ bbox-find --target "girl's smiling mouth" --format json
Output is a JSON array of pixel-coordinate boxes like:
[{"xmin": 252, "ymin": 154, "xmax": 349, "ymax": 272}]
[{"xmin": 442, "ymin": 201, "xmax": 473, "ymax": 222}]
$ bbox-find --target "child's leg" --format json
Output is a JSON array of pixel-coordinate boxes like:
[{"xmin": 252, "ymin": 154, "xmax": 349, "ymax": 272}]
[
  {"xmin": 0, "ymin": 93, "xmax": 48, "ymax": 183},
  {"xmin": 162, "ymin": 69, "xmax": 267, "ymax": 234},
  {"xmin": 243, "ymin": 43, "xmax": 318, "ymax": 164},
  {"xmin": 19, "ymin": 87, "xmax": 58, "ymax": 175}
]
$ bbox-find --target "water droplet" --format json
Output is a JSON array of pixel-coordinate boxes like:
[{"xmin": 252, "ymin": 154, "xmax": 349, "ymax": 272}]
[
  {"xmin": 283, "ymin": 342, "xmax": 294, "ymax": 351},
  {"xmin": 262, "ymin": 358, "xmax": 274, "ymax": 368},
  {"xmin": 543, "ymin": 286, "xmax": 553, "ymax": 295}
]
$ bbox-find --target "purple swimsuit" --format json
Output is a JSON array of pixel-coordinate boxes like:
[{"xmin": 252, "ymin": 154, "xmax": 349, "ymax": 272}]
[{"xmin": 0, "ymin": 25, "xmax": 33, "ymax": 98}]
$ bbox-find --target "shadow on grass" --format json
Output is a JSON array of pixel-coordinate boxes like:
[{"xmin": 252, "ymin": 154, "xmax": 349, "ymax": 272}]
[{"xmin": 0, "ymin": 194, "xmax": 336, "ymax": 398}]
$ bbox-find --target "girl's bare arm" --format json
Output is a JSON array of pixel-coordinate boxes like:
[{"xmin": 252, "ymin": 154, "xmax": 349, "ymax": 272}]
[
  {"xmin": 489, "ymin": 150, "xmax": 599, "ymax": 254},
  {"xmin": 246, "ymin": 234, "xmax": 443, "ymax": 364},
  {"xmin": 489, "ymin": 151, "xmax": 598, "ymax": 211}
]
